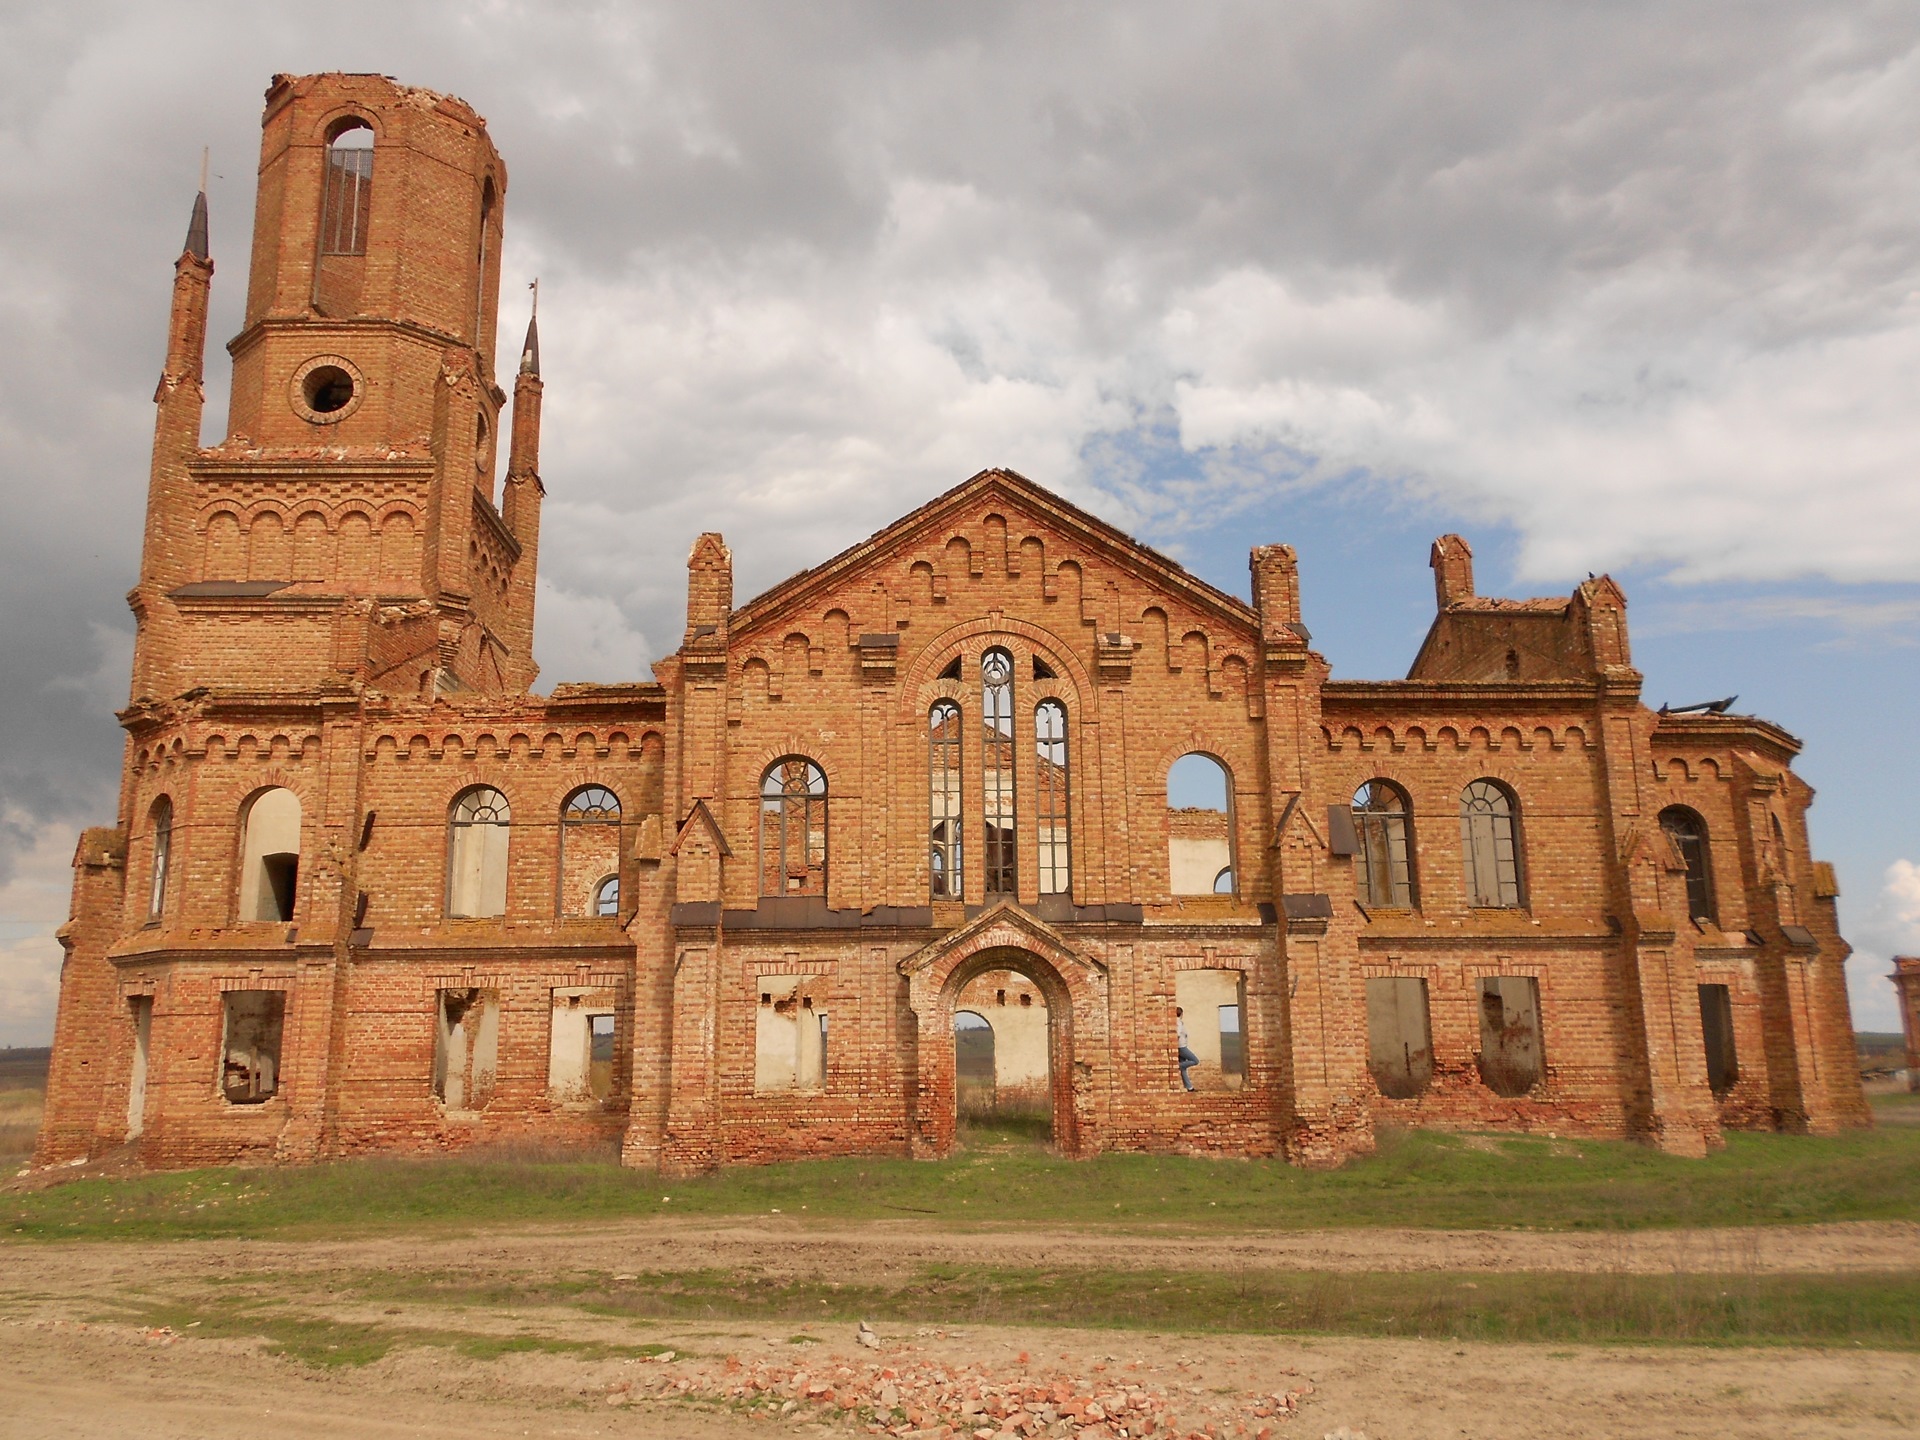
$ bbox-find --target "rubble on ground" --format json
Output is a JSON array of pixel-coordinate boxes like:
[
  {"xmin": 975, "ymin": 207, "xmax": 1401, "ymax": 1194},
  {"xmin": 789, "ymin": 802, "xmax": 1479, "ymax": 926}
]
[{"xmin": 600, "ymin": 1329, "xmax": 1312, "ymax": 1438}]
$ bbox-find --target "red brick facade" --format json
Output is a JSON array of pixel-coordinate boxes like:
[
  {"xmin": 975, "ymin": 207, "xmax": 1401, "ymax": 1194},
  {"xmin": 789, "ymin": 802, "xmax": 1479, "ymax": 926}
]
[{"xmin": 35, "ymin": 74, "xmax": 1870, "ymax": 1176}]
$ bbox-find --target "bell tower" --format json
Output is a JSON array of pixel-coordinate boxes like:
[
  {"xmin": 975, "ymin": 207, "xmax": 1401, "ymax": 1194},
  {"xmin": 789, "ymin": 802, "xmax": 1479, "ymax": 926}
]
[{"xmin": 128, "ymin": 72, "xmax": 542, "ymax": 704}]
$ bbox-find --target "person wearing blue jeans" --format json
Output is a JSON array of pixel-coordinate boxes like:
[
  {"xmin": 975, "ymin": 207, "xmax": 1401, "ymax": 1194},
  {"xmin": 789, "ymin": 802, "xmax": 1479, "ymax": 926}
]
[{"xmin": 1176, "ymin": 1007, "xmax": 1200, "ymax": 1091}]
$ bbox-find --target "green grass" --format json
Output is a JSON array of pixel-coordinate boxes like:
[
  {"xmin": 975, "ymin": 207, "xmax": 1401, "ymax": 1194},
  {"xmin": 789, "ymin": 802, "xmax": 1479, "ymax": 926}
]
[
  {"xmin": 9, "ymin": 1122, "xmax": 1920, "ymax": 1242},
  {"xmin": 275, "ymin": 1263, "xmax": 1920, "ymax": 1352}
]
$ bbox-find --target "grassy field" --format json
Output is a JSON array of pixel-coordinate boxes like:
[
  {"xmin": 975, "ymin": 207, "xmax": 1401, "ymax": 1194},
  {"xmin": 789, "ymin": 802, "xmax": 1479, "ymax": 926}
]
[
  {"xmin": 9, "ymin": 1110, "xmax": 1920, "ymax": 1243},
  {"xmin": 0, "ymin": 1048, "xmax": 47, "ymax": 1168}
]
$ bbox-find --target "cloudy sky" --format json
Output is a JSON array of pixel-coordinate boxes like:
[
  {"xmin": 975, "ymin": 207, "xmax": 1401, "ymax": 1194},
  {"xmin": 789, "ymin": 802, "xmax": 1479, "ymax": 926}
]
[{"xmin": 2, "ymin": 1, "xmax": 1917, "ymax": 1044}]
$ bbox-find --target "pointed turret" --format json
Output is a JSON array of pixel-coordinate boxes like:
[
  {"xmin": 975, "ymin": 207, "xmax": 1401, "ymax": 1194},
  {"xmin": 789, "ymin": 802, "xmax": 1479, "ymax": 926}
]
[
  {"xmin": 184, "ymin": 188, "xmax": 210, "ymax": 262},
  {"xmin": 499, "ymin": 310, "xmax": 545, "ymax": 689}
]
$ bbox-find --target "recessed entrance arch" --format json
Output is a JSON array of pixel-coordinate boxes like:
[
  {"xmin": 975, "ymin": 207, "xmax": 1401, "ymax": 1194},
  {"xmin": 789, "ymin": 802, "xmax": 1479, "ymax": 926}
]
[{"xmin": 899, "ymin": 905, "xmax": 1110, "ymax": 1158}]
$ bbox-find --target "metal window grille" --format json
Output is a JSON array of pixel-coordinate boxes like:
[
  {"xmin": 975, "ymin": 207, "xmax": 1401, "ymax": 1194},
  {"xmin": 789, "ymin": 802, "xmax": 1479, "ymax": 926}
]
[
  {"xmin": 981, "ymin": 649, "xmax": 1016, "ymax": 895},
  {"xmin": 321, "ymin": 138, "xmax": 374, "ymax": 256},
  {"xmin": 760, "ymin": 758, "xmax": 827, "ymax": 896},
  {"xmin": 1459, "ymin": 780, "xmax": 1521, "ymax": 907},
  {"xmin": 1352, "ymin": 781, "xmax": 1413, "ymax": 907},
  {"xmin": 929, "ymin": 701, "xmax": 963, "ymax": 899},
  {"xmin": 1035, "ymin": 700, "xmax": 1070, "ymax": 895}
]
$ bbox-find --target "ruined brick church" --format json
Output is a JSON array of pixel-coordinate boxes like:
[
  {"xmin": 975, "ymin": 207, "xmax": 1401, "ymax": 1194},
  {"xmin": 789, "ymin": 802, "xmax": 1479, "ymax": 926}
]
[{"xmin": 36, "ymin": 74, "xmax": 1870, "ymax": 1176}]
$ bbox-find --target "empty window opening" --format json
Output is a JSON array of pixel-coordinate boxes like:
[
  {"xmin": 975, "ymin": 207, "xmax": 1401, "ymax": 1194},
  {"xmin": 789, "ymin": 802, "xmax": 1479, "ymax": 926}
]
[
  {"xmin": 760, "ymin": 758, "xmax": 827, "ymax": 896},
  {"xmin": 220, "ymin": 990, "xmax": 285, "ymax": 1105},
  {"xmin": 1031, "ymin": 656, "xmax": 1056, "ymax": 680},
  {"xmin": 433, "ymin": 987, "xmax": 500, "ymax": 1110},
  {"xmin": 1167, "ymin": 754, "xmax": 1233, "ymax": 896},
  {"xmin": 320, "ymin": 121, "xmax": 374, "ymax": 256},
  {"xmin": 448, "ymin": 786, "xmax": 510, "ymax": 917},
  {"xmin": 1771, "ymin": 813, "xmax": 1800, "ymax": 924},
  {"xmin": 126, "ymin": 996, "xmax": 153, "ymax": 1139},
  {"xmin": 547, "ymin": 989, "xmax": 617, "ymax": 1106},
  {"xmin": 1174, "ymin": 970, "xmax": 1247, "ymax": 1092},
  {"xmin": 1477, "ymin": 975, "xmax": 1544, "ymax": 1097},
  {"xmin": 238, "ymin": 787, "xmax": 301, "ymax": 922},
  {"xmin": 1699, "ymin": 983, "xmax": 1738, "ymax": 1098},
  {"xmin": 1660, "ymin": 807, "xmax": 1716, "ymax": 923},
  {"xmin": 755, "ymin": 975, "xmax": 826, "ymax": 1093},
  {"xmin": 954, "ymin": 969, "xmax": 1050, "ymax": 1126},
  {"xmin": 1460, "ymin": 780, "xmax": 1523, "ymax": 908},
  {"xmin": 1365, "ymin": 976, "xmax": 1434, "ymax": 1099},
  {"xmin": 1353, "ymin": 781, "xmax": 1415, "ymax": 908},
  {"xmin": 147, "ymin": 797, "xmax": 173, "ymax": 921},
  {"xmin": 938, "ymin": 655, "xmax": 963, "ymax": 681},
  {"xmin": 982, "ymin": 648, "xmax": 1017, "ymax": 895},
  {"xmin": 301, "ymin": 364, "xmax": 355, "ymax": 415},
  {"xmin": 1035, "ymin": 699, "xmax": 1070, "ymax": 896},
  {"xmin": 559, "ymin": 785, "xmax": 621, "ymax": 917},
  {"xmin": 929, "ymin": 700, "xmax": 964, "ymax": 899}
]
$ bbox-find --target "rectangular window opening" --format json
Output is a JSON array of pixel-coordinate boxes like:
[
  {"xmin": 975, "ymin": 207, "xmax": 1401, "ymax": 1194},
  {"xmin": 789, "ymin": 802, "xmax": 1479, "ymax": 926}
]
[
  {"xmin": 755, "ymin": 975, "xmax": 826, "ymax": 1094},
  {"xmin": 1698, "ymin": 983, "xmax": 1738, "ymax": 1097},
  {"xmin": 434, "ymin": 987, "xmax": 500, "ymax": 1110},
  {"xmin": 1476, "ymin": 975, "xmax": 1543, "ymax": 1097},
  {"xmin": 1365, "ymin": 976, "xmax": 1434, "ymax": 1099},
  {"xmin": 220, "ymin": 990, "xmax": 285, "ymax": 1105}
]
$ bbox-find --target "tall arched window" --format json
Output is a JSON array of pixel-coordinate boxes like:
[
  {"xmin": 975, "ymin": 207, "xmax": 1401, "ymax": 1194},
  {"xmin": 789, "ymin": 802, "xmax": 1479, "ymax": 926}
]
[
  {"xmin": 147, "ymin": 797, "xmax": 174, "ymax": 922},
  {"xmin": 760, "ymin": 758, "xmax": 828, "ymax": 896},
  {"xmin": 1168, "ymin": 753, "xmax": 1233, "ymax": 896},
  {"xmin": 448, "ymin": 786, "xmax": 511, "ymax": 918},
  {"xmin": 1659, "ymin": 806, "xmax": 1715, "ymax": 923},
  {"xmin": 320, "ymin": 121, "xmax": 374, "ymax": 256},
  {"xmin": 1460, "ymin": 780, "xmax": 1522, "ymax": 908},
  {"xmin": 560, "ymin": 786, "xmax": 621, "ymax": 917},
  {"xmin": 982, "ymin": 648, "xmax": 1016, "ymax": 895},
  {"xmin": 238, "ymin": 788, "xmax": 301, "ymax": 923},
  {"xmin": 930, "ymin": 701, "xmax": 963, "ymax": 899},
  {"xmin": 1035, "ymin": 700, "xmax": 1070, "ymax": 896},
  {"xmin": 1771, "ymin": 813, "xmax": 1798, "ymax": 923},
  {"xmin": 1352, "ymin": 781, "xmax": 1414, "ymax": 907}
]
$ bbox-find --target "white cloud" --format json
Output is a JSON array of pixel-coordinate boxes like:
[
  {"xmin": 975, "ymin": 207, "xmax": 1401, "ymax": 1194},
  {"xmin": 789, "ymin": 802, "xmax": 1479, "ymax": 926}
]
[
  {"xmin": 0, "ymin": 812, "xmax": 78, "ymax": 1047},
  {"xmin": 1845, "ymin": 858, "xmax": 1920, "ymax": 1034}
]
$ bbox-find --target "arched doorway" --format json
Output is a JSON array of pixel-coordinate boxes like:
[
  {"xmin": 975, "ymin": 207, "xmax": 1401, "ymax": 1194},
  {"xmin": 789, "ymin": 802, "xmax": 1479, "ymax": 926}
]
[{"xmin": 952, "ymin": 969, "xmax": 1052, "ymax": 1145}]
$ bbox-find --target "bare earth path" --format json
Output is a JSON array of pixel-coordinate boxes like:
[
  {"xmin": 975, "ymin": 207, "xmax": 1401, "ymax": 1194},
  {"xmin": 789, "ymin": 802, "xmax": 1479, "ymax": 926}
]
[{"xmin": 1, "ymin": 1218, "xmax": 1916, "ymax": 1439}]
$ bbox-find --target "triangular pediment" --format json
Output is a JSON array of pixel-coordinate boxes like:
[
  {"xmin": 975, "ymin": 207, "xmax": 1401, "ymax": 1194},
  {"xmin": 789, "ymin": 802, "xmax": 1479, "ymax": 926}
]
[
  {"xmin": 896, "ymin": 900, "xmax": 1107, "ymax": 982},
  {"xmin": 667, "ymin": 798, "xmax": 733, "ymax": 857},
  {"xmin": 731, "ymin": 467, "xmax": 1257, "ymax": 639}
]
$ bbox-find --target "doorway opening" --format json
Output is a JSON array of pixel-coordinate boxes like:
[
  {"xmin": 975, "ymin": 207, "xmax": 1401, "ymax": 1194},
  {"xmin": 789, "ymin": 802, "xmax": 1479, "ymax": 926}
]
[{"xmin": 952, "ymin": 967, "xmax": 1052, "ymax": 1148}]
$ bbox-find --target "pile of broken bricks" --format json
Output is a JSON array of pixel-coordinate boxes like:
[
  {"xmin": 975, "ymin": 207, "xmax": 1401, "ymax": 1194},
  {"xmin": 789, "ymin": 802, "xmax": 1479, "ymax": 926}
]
[{"xmin": 602, "ymin": 1325, "xmax": 1313, "ymax": 1438}]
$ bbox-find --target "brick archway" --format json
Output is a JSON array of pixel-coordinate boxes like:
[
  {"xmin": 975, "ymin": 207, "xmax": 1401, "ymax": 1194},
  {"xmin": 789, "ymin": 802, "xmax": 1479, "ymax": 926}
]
[{"xmin": 899, "ymin": 905, "xmax": 1109, "ymax": 1158}]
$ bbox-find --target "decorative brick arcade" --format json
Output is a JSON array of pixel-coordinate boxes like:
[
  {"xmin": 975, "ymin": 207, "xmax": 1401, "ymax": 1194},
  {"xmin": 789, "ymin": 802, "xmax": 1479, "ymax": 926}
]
[{"xmin": 35, "ymin": 73, "xmax": 1870, "ymax": 1177}]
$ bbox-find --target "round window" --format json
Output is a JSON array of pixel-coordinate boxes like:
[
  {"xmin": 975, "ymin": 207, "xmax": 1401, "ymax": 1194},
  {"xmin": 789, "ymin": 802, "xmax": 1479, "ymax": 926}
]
[{"xmin": 289, "ymin": 355, "xmax": 365, "ymax": 424}]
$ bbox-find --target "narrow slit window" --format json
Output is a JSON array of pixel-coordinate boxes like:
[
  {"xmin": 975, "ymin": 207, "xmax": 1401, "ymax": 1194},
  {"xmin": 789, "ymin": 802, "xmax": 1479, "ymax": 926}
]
[
  {"xmin": 320, "ymin": 122, "xmax": 374, "ymax": 256},
  {"xmin": 982, "ymin": 648, "xmax": 1016, "ymax": 895},
  {"xmin": 930, "ymin": 700, "xmax": 964, "ymax": 899},
  {"xmin": 147, "ymin": 797, "xmax": 173, "ymax": 921},
  {"xmin": 1035, "ymin": 699, "xmax": 1070, "ymax": 896}
]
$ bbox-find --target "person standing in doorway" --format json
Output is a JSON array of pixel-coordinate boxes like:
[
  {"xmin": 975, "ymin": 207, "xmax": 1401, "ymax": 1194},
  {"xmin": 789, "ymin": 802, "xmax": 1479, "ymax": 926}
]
[{"xmin": 1176, "ymin": 1006, "xmax": 1199, "ymax": 1091}]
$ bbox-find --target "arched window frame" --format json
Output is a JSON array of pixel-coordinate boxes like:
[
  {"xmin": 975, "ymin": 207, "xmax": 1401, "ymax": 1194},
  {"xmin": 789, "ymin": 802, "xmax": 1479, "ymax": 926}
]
[
  {"xmin": 559, "ymin": 785, "xmax": 622, "ymax": 918},
  {"xmin": 929, "ymin": 700, "xmax": 964, "ymax": 900},
  {"xmin": 1459, "ymin": 779, "xmax": 1523, "ymax": 908},
  {"xmin": 981, "ymin": 648, "xmax": 1017, "ymax": 896},
  {"xmin": 759, "ymin": 758, "xmax": 828, "ymax": 897},
  {"xmin": 147, "ymin": 796, "xmax": 174, "ymax": 922},
  {"xmin": 1352, "ymin": 780, "xmax": 1416, "ymax": 908},
  {"xmin": 320, "ymin": 118, "xmax": 375, "ymax": 256},
  {"xmin": 1658, "ymin": 805, "xmax": 1716, "ymax": 924},
  {"xmin": 447, "ymin": 785, "xmax": 511, "ymax": 918},
  {"xmin": 1167, "ymin": 752, "xmax": 1236, "ymax": 897},
  {"xmin": 237, "ymin": 787, "xmax": 302, "ymax": 923},
  {"xmin": 593, "ymin": 875, "xmax": 621, "ymax": 917},
  {"xmin": 1034, "ymin": 699, "xmax": 1070, "ymax": 896}
]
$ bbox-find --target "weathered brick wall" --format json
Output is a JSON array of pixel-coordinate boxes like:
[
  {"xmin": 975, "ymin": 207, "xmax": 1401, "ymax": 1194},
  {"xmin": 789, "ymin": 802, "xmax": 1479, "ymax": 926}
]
[{"xmin": 35, "ymin": 72, "xmax": 1872, "ymax": 1176}]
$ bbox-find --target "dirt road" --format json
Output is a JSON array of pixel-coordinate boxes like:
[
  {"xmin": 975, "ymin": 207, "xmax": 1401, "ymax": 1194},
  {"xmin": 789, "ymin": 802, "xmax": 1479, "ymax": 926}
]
[{"xmin": 1, "ymin": 1219, "xmax": 1915, "ymax": 1439}]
